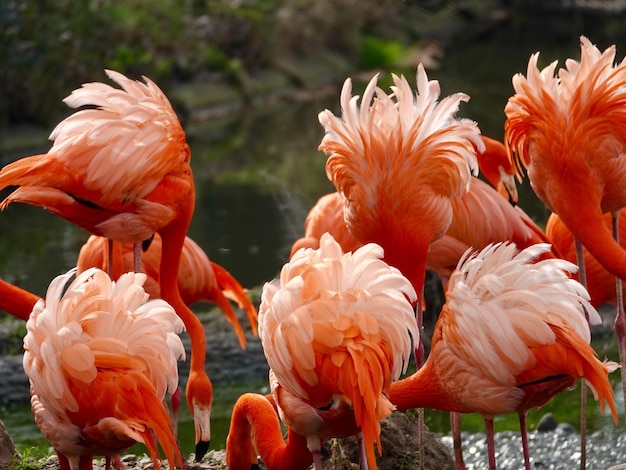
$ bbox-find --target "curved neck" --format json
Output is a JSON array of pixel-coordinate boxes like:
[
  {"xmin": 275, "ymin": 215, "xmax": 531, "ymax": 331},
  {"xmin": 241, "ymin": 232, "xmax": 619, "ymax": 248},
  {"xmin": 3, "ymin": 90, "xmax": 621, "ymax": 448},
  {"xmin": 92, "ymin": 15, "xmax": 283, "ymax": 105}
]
[
  {"xmin": 226, "ymin": 393, "xmax": 313, "ymax": 470},
  {"xmin": 389, "ymin": 361, "xmax": 470, "ymax": 413},
  {"xmin": 0, "ymin": 279, "xmax": 40, "ymax": 321},
  {"xmin": 158, "ymin": 208, "xmax": 206, "ymax": 371}
]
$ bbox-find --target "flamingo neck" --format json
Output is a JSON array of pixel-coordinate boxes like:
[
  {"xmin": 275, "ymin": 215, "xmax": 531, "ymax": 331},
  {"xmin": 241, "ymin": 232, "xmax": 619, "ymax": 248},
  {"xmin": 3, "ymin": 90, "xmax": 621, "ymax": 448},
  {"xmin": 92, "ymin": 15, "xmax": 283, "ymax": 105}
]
[
  {"xmin": 0, "ymin": 279, "xmax": 40, "ymax": 321},
  {"xmin": 158, "ymin": 219, "xmax": 206, "ymax": 371},
  {"xmin": 226, "ymin": 393, "xmax": 313, "ymax": 470},
  {"xmin": 389, "ymin": 360, "xmax": 470, "ymax": 413}
]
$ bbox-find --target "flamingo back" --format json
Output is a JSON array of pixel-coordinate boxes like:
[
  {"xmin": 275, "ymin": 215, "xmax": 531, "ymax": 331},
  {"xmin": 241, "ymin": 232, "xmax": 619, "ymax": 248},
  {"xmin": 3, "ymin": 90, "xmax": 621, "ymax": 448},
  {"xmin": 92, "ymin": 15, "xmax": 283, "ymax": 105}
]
[
  {"xmin": 318, "ymin": 65, "xmax": 482, "ymax": 291},
  {"xmin": 259, "ymin": 233, "xmax": 418, "ymax": 469},
  {"xmin": 23, "ymin": 267, "xmax": 185, "ymax": 468},
  {"xmin": 434, "ymin": 242, "xmax": 617, "ymax": 416}
]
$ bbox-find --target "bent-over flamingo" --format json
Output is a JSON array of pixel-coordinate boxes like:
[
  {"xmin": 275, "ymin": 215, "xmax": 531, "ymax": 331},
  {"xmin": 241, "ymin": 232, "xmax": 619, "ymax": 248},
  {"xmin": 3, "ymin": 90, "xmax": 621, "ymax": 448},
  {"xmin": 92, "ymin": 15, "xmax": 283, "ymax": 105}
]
[
  {"xmin": 226, "ymin": 392, "xmax": 313, "ymax": 470},
  {"xmin": 505, "ymin": 36, "xmax": 626, "ymax": 465},
  {"xmin": 318, "ymin": 64, "xmax": 481, "ymax": 368},
  {"xmin": 23, "ymin": 267, "xmax": 186, "ymax": 470},
  {"xmin": 0, "ymin": 70, "xmax": 212, "ymax": 460},
  {"xmin": 259, "ymin": 233, "xmax": 419, "ymax": 469},
  {"xmin": 388, "ymin": 242, "xmax": 618, "ymax": 470}
]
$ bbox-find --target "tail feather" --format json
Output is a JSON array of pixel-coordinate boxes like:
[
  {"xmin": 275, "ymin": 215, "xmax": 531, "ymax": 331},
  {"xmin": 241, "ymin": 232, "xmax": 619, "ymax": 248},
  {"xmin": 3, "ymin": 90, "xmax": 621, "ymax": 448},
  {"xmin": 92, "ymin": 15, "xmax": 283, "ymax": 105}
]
[{"xmin": 211, "ymin": 261, "xmax": 259, "ymax": 336}]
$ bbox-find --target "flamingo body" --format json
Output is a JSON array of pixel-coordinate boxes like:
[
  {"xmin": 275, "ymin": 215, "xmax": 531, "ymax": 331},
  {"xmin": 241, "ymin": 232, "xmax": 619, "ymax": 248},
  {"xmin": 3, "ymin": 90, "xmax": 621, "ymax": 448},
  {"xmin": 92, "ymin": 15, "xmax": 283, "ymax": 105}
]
[
  {"xmin": 0, "ymin": 70, "xmax": 212, "ymax": 460},
  {"xmin": 389, "ymin": 242, "xmax": 618, "ymax": 468},
  {"xmin": 260, "ymin": 233, "xmax": 419, "ymax": 469},
  {"xmin": 0, "ymin": 70, "xmax": 190, "ymax": 244},
  {"xmin": 318, "ymin": 65, "xmax": 481, "ymax": 310},
  {"xmin": 23, "ymin": 268, "xmax": 185, "ymax": 470},
  {"xmin": 505, "ymin": 36, "xmax": 626, "ymax": 280}
]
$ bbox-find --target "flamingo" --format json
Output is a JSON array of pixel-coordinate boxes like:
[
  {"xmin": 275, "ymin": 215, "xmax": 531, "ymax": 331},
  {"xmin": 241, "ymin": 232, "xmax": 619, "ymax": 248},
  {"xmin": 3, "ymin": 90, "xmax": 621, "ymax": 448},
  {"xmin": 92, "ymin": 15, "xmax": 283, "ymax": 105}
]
[
  {"xmin": 226, "ymin": 392, "xmax": 314, "ymax": 470},
  {"xmin": 76, "ymin": 233, "xmax": 258, "ymax": 350},
  {"xmin": 258, "ymin": 232, "xmax": 419, "ymax": 469},
  {"xmin": 318, "ymin": 64, "xmax": 482, "ymax": 367},
  {"xmin": 23, "ymin": 267, "xmax": 186, "ymax": 470},
  {"xmin": 504, "ymin": 36, "xmax": 626, "ymax": 466},
  {"xmin": 388, "ymin": 242, "xmax": 618, "ymax": 470},
  {"xmin": 547, "ymin": 211, "xmax": 626, "ymax": 309},
  {"xmin": 0, "ymin": 70, "xmax": 213, "ymax": 461}
]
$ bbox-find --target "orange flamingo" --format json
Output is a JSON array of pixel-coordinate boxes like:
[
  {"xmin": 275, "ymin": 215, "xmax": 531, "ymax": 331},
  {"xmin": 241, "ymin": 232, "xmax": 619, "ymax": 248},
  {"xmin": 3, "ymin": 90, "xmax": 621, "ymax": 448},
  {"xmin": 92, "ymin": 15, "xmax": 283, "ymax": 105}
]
[
  {"xmin": 318, "ymin": 65, "xmax": 481, "ymax": 366},
  {"xmin": 259, "ymin": 233, "xmax": 419, "ymax": 469},
  {"xmin": 0, "ymin": 278, "xmax": 40, "ymax": 321},
  {"xmin": 23, "ymin": 267, "xmax": 186, "ymax": 470},
  {"xmin": 388, "ymin": 242, "xmax": 618, "ymax": 470},
  {"xmin": 226, "ymin": 392, "xmax": 314, "ymax": 470},
  {"xmin": 505, "ymin": 36, "xmax": 626, "ymax": 466},
  {"xmin": 547, "ymin": 212, "xmax": 626, "ymax": 309},
  {"xmin": 76, "ymin": 233, "xmax": 258, "ymax": 350},
  {"xmin": 0, "ymin": 70, "xmax": 212, "ymax": 461}
]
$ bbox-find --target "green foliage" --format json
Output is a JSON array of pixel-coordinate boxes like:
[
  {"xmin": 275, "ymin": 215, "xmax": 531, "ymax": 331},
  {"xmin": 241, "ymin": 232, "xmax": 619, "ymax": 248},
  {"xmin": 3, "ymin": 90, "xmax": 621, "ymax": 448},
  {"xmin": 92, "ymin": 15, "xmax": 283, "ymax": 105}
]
[
  {"xmin": 360, "ymin": 36, "xmax": 405, "ymax": 69},
  {"xmin": 0, "ymin": 0, "xmax": 423, "ymax": 128}
]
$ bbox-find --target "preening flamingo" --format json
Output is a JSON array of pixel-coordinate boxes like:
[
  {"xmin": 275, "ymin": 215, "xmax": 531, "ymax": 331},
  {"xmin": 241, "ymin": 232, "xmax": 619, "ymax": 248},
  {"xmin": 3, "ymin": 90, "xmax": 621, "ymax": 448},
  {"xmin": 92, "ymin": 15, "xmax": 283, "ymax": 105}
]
[
  {"xmin": 258, "ymin": 233, "xmax": 419, "ymax": 469},
  {"xmin": 0, "ymin": 70, "xmax": 213, "ymax": 460},
  {"xmin": 547, "ymin": 212, "xmax": 626, "ymax": 309},
  {"xmin": 505, "ymin": 36, "xmax": 626, "ymax": 465},
  {"xmin": 76, "ymin": 233, "xmax": 258, "ymax": 350},
  {"xmin": 0, "ymin": 278, "xmax": 40, "ymax": 321},
  {"xmin": 505, "ymin": 36, "xmax": 626, "ymax": 282},
  {"xmin": 23, "ymin": 267, "xmax": 185, "ymax": 470},
  {"xmin": 318, "ymin": 64, "xmax": 481, "ymax": 368},
  {"xmin": 388, "ymin": 242, "xmax": 618, "ymax": 470},
  {"xmin": 226, "ymin": 392, "xmax": 314, "ymax": 470}
]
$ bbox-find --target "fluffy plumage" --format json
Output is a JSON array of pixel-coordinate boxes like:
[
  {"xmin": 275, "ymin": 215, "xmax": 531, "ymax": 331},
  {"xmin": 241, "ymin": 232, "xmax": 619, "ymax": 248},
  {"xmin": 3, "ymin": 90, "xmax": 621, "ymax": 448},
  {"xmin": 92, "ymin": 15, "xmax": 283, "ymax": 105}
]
[
  {"xmin": 23, "ymin": 267, "xmax": 185, "ymax": 470},
  {"xmin": 260, "ymin": 233, "xmax": 418, "ymax": 469}
]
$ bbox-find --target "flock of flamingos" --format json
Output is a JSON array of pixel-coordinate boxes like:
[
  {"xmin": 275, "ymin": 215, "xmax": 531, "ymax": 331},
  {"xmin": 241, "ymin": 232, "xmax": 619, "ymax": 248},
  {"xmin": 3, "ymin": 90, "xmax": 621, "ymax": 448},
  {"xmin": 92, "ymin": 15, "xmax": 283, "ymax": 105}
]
[{"xmin": 0, "ymin": 34, "xmax": 625, "ymax": 470}]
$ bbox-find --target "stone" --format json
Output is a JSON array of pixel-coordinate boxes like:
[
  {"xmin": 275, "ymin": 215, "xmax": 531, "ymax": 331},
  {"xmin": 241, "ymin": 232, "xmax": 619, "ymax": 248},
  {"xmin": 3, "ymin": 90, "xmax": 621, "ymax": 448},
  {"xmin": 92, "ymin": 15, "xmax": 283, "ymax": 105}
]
[
  {"xmin": 323, "ymin": 410, "xmax": 455, "ymax": 469},
  {"xmin": 0, "ymin": 420, "xmax": 17, "ymax": 469}
]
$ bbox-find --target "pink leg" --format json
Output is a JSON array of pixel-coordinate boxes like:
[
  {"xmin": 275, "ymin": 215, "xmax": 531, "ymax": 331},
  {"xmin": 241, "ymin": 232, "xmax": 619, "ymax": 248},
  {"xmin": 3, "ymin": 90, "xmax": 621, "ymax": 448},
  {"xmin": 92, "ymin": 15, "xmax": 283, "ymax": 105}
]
[
  {"xmin": 611, "ymin": 211, "xmax": 626, "ymax": 459},
  {"xmin": 133, "ymin": 242, "xmax": 142, "ymax": 273},
  {"xmin": 312, "ymin": 449, "xmax": 324, "ymax": 470},
  {"xmin": 357, "ymin": 432, "xmax": 370, "ymax": 470},
  {"xmin": 171, "ymin": 385, "xmax": 182, "ymax": 436},
  {"xmin": 574, "ymin": 237, "xmax": 589, "ymax": 470},
  {"xmin": 450, "ymin": 412, "xmax": 466, "ymax": 470},
  {"xmin": 519, "ymin": 411, "xmax": 531, "ymax": 470},
  {"xmin": 484, "ymin": 417, "xmax": 497, "ymax": 470}
]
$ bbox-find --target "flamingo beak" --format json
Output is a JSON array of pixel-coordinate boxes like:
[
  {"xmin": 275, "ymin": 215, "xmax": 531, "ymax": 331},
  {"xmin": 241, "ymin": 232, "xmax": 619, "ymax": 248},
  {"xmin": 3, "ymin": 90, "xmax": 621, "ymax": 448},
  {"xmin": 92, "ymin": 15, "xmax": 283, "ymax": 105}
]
[{"xmin": 192, "ymin": 403, "xmax": 212, "ymax": 462}]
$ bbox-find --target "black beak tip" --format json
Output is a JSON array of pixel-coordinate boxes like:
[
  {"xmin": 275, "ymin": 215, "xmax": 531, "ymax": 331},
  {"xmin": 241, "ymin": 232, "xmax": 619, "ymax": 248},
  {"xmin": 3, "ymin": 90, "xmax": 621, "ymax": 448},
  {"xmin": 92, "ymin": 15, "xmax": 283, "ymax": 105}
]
[{"xmin": 194, "ymin": 440, "xmax": 210, "ymax": 462}]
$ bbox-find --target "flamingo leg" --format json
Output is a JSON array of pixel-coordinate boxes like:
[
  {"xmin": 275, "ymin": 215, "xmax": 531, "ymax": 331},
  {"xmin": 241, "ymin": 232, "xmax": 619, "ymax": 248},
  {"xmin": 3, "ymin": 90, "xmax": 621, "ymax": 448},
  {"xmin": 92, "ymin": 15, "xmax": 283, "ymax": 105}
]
[
  {"xmin": 170, "ymin": 385, "xmax": 182, "ymax": 437},
  {"xmin": 484, "ymin": 417, "xmax": 497, "ymax": 470},
  {"xmin": 107, "ymin": 239, "xmax": 113, "ymax": 277},
  {"xmin": 450, "ymin": 411, "xmax": 466, "ymax": 470},
  {"xmin": 611, "ymin": 210, "xmax": 626, "ymax": 460},
  {"xmin": 574, "ymin": 237, "xmax": 589, "ymax": 470},
  {"xmin": 519, "ymin": 411, "xmax": 531, "ymax": 470},
  {"xmin": 133, "ymin": 241, "xmax": 142, "ymax": 273},
  {"xmin": 312, "ymin": 449, "xmax": 324, "ymax": 470},
  {"xmin": 357, "ymin": 432, "xmax": 370, "ymax": 470}
]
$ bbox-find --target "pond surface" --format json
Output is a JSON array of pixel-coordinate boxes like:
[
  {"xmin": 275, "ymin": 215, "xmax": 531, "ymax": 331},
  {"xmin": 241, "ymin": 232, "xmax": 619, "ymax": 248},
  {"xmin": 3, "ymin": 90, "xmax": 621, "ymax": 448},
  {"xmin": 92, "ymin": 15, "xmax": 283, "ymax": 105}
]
[{"xmin": 2, "ymin": 6, "xmax": 626, "ymax": 468}]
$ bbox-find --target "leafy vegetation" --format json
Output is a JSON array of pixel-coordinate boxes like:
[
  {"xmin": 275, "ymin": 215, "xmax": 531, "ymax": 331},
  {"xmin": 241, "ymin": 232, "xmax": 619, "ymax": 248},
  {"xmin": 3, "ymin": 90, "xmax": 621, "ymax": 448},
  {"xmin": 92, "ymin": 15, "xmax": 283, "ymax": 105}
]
[{"xmin": 0, "ymin": 0, "xmax": 423, "ymax": 129}]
